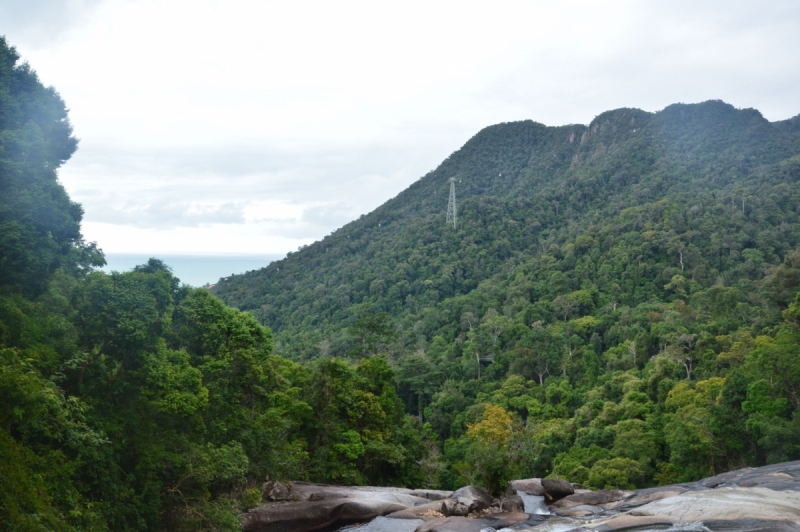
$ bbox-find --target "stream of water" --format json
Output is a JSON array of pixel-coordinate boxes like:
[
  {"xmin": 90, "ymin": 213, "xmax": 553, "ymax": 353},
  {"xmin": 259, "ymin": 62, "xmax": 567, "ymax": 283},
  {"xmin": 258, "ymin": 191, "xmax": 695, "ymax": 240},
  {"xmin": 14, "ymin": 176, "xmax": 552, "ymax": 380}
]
[{"xmin": 517, "ymin": 491, "xmax": 550, "ymax": 515}]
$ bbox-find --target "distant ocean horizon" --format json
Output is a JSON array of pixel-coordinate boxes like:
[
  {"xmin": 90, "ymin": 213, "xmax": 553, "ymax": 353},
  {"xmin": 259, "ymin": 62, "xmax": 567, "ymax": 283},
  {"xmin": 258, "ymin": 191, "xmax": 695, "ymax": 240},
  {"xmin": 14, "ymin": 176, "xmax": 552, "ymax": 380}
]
[{"xmin": 101, "ymin": 253, "xmax": 283, "ymax": 287}]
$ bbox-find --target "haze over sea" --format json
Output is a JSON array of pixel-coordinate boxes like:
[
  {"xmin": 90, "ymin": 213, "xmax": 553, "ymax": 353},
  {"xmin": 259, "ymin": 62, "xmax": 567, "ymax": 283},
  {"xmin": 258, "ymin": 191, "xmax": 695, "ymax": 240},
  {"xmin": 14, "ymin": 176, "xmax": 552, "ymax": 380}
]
[{"xmin": 102, "ymin": 253, "xmax": 281, "ymax": 287}]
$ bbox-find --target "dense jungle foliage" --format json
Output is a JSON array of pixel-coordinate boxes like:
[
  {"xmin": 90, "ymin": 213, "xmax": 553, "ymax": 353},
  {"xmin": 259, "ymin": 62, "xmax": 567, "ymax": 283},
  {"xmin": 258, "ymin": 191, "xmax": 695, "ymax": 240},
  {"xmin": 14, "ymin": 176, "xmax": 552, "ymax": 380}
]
[
  {"xmin": 215, "ymin": 92, "xmax": 800, "ymax": 493},
  {"xmin": 0, "ymin": 37, "xmax": 430, "ymax": 531},
  {"xmin": 5, "ymin": 28, "xmax": 800, "ymax": 531}
]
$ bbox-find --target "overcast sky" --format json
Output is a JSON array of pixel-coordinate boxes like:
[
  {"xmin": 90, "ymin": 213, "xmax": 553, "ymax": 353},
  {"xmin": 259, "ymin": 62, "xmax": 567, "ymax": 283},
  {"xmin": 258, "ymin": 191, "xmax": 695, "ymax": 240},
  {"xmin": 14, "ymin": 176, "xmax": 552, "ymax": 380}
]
[{"xmin": 3, "ymin": 0, "xmax": 800, "ymax": 255}]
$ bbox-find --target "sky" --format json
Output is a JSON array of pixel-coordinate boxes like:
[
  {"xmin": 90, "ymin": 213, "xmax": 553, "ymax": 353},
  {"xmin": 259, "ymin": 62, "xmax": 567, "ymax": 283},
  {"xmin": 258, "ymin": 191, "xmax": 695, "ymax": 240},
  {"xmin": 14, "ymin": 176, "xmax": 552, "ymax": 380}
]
[{"xmin": 3, "ymin": 0, "xmax": 800, "ymax": 256}]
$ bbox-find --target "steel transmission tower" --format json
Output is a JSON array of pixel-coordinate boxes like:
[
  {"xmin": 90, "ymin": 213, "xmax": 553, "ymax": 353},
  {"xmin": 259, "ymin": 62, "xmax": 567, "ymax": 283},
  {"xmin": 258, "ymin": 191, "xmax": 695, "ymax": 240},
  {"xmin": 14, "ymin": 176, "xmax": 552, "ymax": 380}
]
[{"xmin": 446, "ymin": 177, "xmax": 457, "ymax": 229}]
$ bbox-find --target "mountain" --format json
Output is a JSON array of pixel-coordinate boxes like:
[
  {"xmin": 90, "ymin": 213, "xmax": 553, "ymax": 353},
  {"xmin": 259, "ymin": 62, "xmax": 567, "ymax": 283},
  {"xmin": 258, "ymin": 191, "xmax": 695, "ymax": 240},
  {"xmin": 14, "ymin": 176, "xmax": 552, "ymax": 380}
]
[
  {"xmin": 213, "ymin": 101, "xmax": 800, "ymax": 361},
  {"xmin": 213, "ymin": 100, "xmax": 800, "ymax": 490}
]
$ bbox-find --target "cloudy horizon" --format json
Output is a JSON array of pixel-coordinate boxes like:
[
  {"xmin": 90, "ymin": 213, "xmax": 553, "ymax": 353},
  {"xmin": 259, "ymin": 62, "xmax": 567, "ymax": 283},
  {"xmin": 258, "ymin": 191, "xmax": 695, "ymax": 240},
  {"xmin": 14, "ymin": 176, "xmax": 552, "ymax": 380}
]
[{"xmin": 3, "ymin": 0, "xmax": 800, "ymax": 256}]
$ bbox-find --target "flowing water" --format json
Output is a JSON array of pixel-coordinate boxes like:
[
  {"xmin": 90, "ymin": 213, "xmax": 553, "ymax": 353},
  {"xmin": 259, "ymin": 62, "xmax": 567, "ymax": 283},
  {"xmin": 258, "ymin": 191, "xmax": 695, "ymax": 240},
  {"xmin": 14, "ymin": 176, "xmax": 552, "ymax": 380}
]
[{"xmin": 517, "ymin": 491, "xmax": 550, "ymax": 515}]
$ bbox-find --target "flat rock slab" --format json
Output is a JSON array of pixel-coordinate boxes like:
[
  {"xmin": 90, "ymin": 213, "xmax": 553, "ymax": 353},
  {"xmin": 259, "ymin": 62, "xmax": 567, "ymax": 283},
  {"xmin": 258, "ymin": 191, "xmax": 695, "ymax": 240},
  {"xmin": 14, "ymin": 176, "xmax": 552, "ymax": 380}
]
[
  {"xmin": 695, "ymin": 460, "xmax": 800, "ymax": 491},
  {"xmin": 626, "ymin": 486, "xmax": 800, "ymax": 524},
  {"xmin": 609, "ymin": 488, "xmax": 685, "ymax": 513},
  {"xmin": 414, "ymin": 512, "xmax": 530, "ymax": 532},
  {"xmin": 588, "ymin": 516, "xmax": 800, "ymax": 532},
  {"xmin": 551, "ymin": 490, "xmax": 630, "ymax": 509}
]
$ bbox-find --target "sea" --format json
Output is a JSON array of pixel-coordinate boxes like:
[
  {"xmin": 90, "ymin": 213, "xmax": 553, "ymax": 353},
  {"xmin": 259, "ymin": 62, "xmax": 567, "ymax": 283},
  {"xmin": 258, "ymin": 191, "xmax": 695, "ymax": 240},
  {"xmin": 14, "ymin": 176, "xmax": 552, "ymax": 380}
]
[{"xmin": 101, "ymin": 253, "xmax": 283, "ymax": 287}]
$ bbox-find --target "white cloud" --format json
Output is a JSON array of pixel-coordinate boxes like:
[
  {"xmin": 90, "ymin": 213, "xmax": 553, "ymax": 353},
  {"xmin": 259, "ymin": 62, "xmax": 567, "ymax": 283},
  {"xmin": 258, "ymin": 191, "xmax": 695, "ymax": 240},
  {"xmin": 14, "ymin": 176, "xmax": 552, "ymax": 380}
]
[{"xmin": 4, "ymin": 0, "xmax": 798, "ymax": 255}]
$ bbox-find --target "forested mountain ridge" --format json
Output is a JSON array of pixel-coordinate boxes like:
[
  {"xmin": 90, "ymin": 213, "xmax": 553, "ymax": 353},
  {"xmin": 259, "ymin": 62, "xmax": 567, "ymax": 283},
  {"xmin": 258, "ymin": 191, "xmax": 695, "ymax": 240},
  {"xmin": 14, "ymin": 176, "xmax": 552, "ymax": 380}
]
[
  {"xmin": 214, "ymin": 100, "xmax": 800, "ymax": 493},
  {"xmin": 213, "ymin": 101, "xmax": 800, "ymax": 360}
]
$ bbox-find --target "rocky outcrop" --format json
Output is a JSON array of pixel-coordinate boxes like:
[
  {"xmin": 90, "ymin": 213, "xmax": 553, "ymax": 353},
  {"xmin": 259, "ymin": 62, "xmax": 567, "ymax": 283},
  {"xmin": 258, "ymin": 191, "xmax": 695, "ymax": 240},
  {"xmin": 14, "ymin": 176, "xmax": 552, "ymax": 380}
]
[
  {"xmin": 541, "ymin": 477, "xmax": 574, "ymax": 501},
  {"xmin": 623, "ymin": 487, "xmax": 800, "ymax": 524},
  {"xmin": 450, "ymin": 485, "xmax": 492, "ymax": 513},
  {"xmin": 261, "ymin": 480, "xmax": 292, "ymax": 501},
  {"xmin": 509, "ymin": 477, "xmax": 545, "ymax": 496},
  {"xmin": 243, "ymin": 483, "xmax": 451, "ymax": 532},
  {"xmin": 243, "ymin": 461, "xmax": 800, "ymax": 532},
  {"xmin": 498, "ymin": 493, "xmax": 524, "ymax": 513},
  {"xmin": 243, "ymin": 497, "xmax": 410, "ymax": 532},
  {"xmin": 514, "ymin": 460, "xmax": 800, "ymax": 531}
]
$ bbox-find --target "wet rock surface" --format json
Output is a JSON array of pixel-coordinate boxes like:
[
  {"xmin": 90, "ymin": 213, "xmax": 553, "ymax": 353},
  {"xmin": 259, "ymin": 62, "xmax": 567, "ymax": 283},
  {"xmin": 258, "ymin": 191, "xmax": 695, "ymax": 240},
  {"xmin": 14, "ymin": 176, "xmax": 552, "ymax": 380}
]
[{"xmin": 243, "ymin": 460, "xmax": 800, "ymax": 532}]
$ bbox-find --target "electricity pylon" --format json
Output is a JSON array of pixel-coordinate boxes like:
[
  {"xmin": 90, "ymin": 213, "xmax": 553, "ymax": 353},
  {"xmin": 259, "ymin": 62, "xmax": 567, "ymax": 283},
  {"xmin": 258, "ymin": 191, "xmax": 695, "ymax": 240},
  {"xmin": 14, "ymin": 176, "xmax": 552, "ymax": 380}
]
[{"xmin": 446, "ymin": 177, "xmax": 457, "ymax": 229}]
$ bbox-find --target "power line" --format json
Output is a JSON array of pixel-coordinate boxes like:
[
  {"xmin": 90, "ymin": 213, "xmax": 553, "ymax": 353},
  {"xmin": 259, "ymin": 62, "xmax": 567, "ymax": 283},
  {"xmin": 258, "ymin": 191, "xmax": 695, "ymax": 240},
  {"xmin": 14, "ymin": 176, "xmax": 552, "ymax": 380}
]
[{"xmin": 446, "ymin": 177, "xmax": 457, "ymax": 229}]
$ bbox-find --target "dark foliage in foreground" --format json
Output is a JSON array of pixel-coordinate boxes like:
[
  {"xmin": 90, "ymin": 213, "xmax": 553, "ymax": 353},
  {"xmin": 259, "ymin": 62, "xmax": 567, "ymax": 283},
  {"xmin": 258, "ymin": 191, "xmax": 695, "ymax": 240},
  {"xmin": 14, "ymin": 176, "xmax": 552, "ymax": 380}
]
[{"xmin": 0, "ymin": 37, "xmax": 428, "ymax": 531}]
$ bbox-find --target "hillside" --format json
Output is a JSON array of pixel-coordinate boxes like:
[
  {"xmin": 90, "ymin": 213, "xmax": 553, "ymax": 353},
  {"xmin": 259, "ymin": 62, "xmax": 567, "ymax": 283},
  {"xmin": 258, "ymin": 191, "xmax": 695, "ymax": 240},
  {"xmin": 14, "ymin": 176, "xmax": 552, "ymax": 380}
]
[
  {"xmin": 214, "ymin": 100, "xmax": 800, "ymax": 491},
  {"xmin": 213, "ymin": 101, "xmax": 800, "ymax": 360}
]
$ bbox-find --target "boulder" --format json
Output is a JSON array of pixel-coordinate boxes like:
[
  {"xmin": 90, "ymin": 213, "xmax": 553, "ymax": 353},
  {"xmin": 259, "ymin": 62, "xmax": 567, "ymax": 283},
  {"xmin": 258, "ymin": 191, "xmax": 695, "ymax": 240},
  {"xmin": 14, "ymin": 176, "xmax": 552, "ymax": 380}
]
[
  {"xmin": 509, "ymin": 477, "xmax": 545, "ymax": 496},
  {"xmin": 498, "ymin": 494, "xmax": 524, "ymax": 513},
  {"xmin": 439, "ymin": 497, "xmax": 470, "ymax": 517},
  {"xmin": 541, "ymin": 478, "xmax": 574, "ymax": 502},
  {"xmin": 262, "ymin": 480, "xmax": 293, "ymax": 501},
  {"xmin": 243, "ymin": 498, "xmax": 409, "ymax": 532},
  {"xmin": 451, "ymin": 485, "xmax": 492, "ymax": 513}
]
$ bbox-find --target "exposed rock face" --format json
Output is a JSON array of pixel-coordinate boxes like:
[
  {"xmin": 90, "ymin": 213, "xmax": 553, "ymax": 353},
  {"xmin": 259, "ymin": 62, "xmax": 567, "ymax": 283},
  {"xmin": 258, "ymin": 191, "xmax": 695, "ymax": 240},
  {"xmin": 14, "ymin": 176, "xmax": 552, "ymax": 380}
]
[
  {"xmin": 243, "ymin": 461, "xmax": 800, "ymax": 532},
  {"xmin": 541, "ymin": 478, "xmax": 574, "ymax": 501},
  {"xmin": 498, "ymin": 493, "xmax": 524, "ymax": 513},
  {"xmin": 509, "ymin": 478, "xmax": 545, "ymax": 496},
  {"xmin": 514, "ymin": 460, "xmax": 800, "ymax": 531},
  {"xmin": 451, "ymin": 485, "xmax": 492, "ymax": 514},
  {"xmin": 243, "ymin": 483, "xmax": 448, "ymax": 532},
  {"xmin": 626, "ymin": 487, "xmax": 800, "ymax": 524}
]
